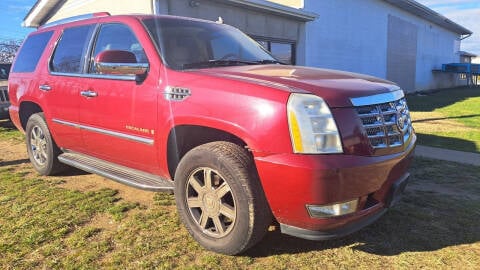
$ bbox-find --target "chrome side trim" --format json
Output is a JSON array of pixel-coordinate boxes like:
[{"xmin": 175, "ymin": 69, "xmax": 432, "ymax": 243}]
[
  {"xmin": 350, "ymin": 89, "xmax": 404, "ymax": 106},
  {"xmin": 95, "ymin": 62, "xmax": 149, "ymax": 76},
  {"xmin": 50, "ymin": 71, "xmax": 137, "ymax": 81},
  {"xmin": 52, "ymin": 119, "xmax": 154, "ymax": 145}
]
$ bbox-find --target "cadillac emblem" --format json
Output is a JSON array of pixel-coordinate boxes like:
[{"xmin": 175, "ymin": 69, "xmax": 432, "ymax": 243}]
[{"xmin": 396, "ymin": 99, "xmax": 408, "ymax": 131}]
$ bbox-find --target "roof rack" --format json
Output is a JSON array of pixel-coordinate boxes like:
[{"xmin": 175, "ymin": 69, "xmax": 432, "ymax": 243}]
[{"xmin": 40, "ymin": 12, "xmax": 110, "ymax": 28}]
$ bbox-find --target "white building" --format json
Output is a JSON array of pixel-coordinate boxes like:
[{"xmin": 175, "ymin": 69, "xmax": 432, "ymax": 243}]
[{"xmin": 23, "ymin": 0, "xmax": 473, "ymax": 92}]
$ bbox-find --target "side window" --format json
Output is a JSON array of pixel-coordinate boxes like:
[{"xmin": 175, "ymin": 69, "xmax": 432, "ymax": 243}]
[
  {"xmin": 50, "ymin": 25, "xmax": 94, "ymax": 73},
  {"xmin": 90, "ymin": 23, "xmax": 147, "ymax": 73},
  {"xmin": 12, "ymin": 31, "xmax": 53, "ymax": 73}
]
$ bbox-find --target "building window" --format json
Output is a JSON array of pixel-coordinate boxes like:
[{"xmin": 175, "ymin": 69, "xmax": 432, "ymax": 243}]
[
  {"xmin": 254, "ymin": 38, "xmax": 296, "ymax": 65},
  {"xmin": 459, "ymin": 73, "xmax": 467, "ymax": 80}
]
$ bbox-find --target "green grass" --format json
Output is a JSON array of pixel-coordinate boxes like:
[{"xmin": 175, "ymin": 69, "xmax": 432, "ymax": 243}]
[
  {"xmin": 407, "ymin": 87, "xmax": 480, "ymax": 153},
  {"xmin": 0, "ymin": 156, "xmax": 479, "ymax": 269},
  {"xmin": 0, "ymin": 120, "xmax": 23, "ymax": 142}
]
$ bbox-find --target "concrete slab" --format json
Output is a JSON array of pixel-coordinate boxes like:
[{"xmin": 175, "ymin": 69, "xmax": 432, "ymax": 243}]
[{"xmin": 415, "ymin": 145, "xmax": 480, "ymax": 166}]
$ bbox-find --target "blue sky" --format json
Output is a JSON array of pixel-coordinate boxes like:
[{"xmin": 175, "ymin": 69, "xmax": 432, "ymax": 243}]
[
  {"xmin": 416, "ymin": 0, "xmax": 480, "ymax": 58},
  {"xmin": 0, "ymin": 0, "xmax": 479, "ymax": 57},
  {"xmin": 0, "ymin": 0, "xmax": 35, "ymax": 41}
]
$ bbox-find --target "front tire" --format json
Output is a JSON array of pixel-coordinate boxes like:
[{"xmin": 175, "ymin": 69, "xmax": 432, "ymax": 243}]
[
  {"xmin": 25, "ymin": 113, "xmax": 65, "ymax": 175},
  {"xmin": 174, "ymin": 142, "xmax": 271, "ymax": 255}
]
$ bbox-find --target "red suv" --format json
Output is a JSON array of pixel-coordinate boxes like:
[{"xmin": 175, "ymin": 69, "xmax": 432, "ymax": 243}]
[{"xmin": 9, "ymin": 13, "xmax": 415, "ymax": 255}]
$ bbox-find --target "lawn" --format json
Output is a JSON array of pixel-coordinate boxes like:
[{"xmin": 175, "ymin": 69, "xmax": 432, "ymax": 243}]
[
  {"xmin": 407, "ymin": 87, "xmax": 480, "ymax": 153},
  {"xmin": 1, "ymin": 120, "xmax": 479, "ymax": 269}
]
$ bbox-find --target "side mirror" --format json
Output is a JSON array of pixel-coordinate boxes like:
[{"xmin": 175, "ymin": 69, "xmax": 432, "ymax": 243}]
[{"xmin": 94, "ymin": 50, "xmax": 148, "ymax": 76}]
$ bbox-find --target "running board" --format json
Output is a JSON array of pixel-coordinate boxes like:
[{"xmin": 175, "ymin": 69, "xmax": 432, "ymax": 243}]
[{"xmin": 58, "ymin": 152, "xmax": 174, "ymax": 192}]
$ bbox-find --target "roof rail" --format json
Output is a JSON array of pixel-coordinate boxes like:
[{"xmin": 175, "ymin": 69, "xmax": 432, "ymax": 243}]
[{"xmin": 40, "ymin": 12, "xmax": 111, "ymax": 28}]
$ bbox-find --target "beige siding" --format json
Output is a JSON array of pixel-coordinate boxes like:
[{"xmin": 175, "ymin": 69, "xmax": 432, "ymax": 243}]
[
  {"xmin": 267, "ymin": 0, "xmax": 303, "ymax": 9},
  {"xmin": 47, "ymin": 0, "xmax": 154, "ymax": 23}
]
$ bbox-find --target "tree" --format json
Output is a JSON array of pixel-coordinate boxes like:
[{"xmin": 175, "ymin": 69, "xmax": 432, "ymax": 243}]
[{"xmin": 0, "ymin": 39, "xmax": 22, "ymax": 63}]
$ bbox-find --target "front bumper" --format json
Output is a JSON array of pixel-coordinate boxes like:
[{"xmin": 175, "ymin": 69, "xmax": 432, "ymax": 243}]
[
  {"xmin": 280, "ymin": 172, "xmax": 409, "ymax": 240},
  {"xmin": 254, "ymin": 135, "xmax": 415, "ymax": 238}
]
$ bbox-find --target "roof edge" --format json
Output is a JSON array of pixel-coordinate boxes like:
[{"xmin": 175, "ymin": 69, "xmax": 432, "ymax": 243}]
[
  {"xmin": 383, "ymin": 0, "xmax": 472, "ymax": 35},
  {"xmin": 221, "ymin": 0, "xmax": 317, "ymax": 21},
  {"xmin": 459, "ymin": 51, "xmax": 477, "ymax": 57},
  {"xmin": 23, "ymin": 0, "xmax": 62, "ymax": 28},
  {"xmin": 23, "ymin": 0, "xmax": 318, "ymax": 28}
]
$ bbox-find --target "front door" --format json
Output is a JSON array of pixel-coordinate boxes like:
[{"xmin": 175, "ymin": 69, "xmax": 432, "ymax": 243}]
[{"xmin": 79, "ymin": 22, "xmax": 159, "ymax": 173}]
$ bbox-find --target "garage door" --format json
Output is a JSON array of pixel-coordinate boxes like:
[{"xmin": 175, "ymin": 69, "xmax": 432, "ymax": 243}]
[{"xmin": 387, "ymin": 15, "xmax": 418, "ymax": 92}]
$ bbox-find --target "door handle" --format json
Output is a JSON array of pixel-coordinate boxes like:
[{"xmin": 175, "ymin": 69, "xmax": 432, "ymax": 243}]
[
  {"xmin": 80, "ymin": 90, "xmax": 98, "ymax": 98},
  {"xmin": 39, "ymin": 85, "xmax": 52, "ymax": 91}
]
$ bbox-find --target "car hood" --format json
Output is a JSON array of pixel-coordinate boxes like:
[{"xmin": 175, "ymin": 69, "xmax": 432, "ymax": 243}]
[{"xmin": 194, "ymin": 65, "xmax": 400, "ymax": 107}]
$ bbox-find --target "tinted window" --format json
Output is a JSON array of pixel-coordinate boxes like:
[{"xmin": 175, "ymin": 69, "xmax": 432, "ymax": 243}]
[
  {"xmin": 142, "ymin": 18, "xmax": 276, "ymax": 70},
  {"xmin": 90, "ymin": 23, "xmax": 147, "ymax": 73},
  {"xmin": 12, "ymin": 31, "xmax": 53, "ymax": 73},
  {"xmin": 51, "ymin": 25, "xmax": 94, "ymax": 73}
]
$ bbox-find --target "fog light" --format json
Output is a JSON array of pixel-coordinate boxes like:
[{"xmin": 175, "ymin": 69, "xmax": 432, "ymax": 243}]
[{"xmin": 307, "ymin": 199, "xmax": 358, "ymax": 218}]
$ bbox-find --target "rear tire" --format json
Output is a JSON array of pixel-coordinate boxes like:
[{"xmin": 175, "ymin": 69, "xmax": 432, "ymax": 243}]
[
  {"xmin": 174, "ymin": 142, "xmax": 271, "ymax": 255},
  {"xmin": 25, "ymin": 113, "xmax": 66, "ymax": 175}
]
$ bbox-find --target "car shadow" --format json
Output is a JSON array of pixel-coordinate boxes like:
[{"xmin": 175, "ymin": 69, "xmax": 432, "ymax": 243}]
[
  {"xmin": 0, "ymin": 158, "xmax": 30, "ymax": 167},
  {"xmin": 58, "ymin": 167, "xmax": 91, "ymax": 176}
]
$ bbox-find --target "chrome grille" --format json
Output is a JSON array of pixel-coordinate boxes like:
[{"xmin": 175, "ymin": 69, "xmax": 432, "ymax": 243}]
[
  {"xmin": 355, "ymin": 97, "xmax": 412, "ymax": 149},
  {"xmin": 0, "ymin": 86, "xmax": 9, "ymax": 103}
]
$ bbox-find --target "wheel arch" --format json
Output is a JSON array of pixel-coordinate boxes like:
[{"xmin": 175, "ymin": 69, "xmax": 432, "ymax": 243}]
[
  {"xmin": 19, "ymin": 101, "xmax": 43, "ymax": 130},
  {"xmin": 166, "ymin": 125, "xmax": 251, "ymax": 179}
]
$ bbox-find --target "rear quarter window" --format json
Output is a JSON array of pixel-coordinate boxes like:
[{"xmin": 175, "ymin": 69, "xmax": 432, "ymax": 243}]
[{"xmin": 12, "ymin": 31, "xmax": 53, "ymax": 73}]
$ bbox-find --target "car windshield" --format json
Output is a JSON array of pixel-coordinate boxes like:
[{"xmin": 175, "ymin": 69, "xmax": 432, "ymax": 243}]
[{"xmin": 142, "ymin": 17, "xmax": 279, "ymax": 70}]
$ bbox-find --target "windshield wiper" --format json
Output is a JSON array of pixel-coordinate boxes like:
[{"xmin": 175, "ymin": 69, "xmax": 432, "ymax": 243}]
[
  {"xmin": 184, "ymin": 59, "xmax": 258, "ymax": 69},
  {"xmin": 254, "ymin": 59, "xmax": 284, "ymax": 64}
]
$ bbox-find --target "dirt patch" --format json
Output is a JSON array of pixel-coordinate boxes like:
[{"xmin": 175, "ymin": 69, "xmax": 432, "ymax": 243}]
[
  {"xmin": 58, "ymin": 174, "xmax": 157, "ymax": 207},
  {"xmin": 86, "ymin": 213, "xmax": 121, "ymax": 232},
  {"xmin": 0, "ymin": 135, "xmax": 156, "ymax": 207},
  {"xmin": 0, "ymin": 140, "xmax": 29, "ymax": 167}
]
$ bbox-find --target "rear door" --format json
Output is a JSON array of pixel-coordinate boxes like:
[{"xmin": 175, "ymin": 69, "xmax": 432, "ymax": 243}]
[
  {"xmin": 46, "ymin": 24, "xmax": 96, "ymax": 151},
  {"xmin": 78, "ymin": 22, "xmax": 159, "ymax": 173}
]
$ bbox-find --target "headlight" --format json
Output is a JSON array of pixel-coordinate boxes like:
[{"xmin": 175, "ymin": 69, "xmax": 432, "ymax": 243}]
[{"xmin": 287, "ymin": 93, "xmax": 343, "ymax": 154}]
